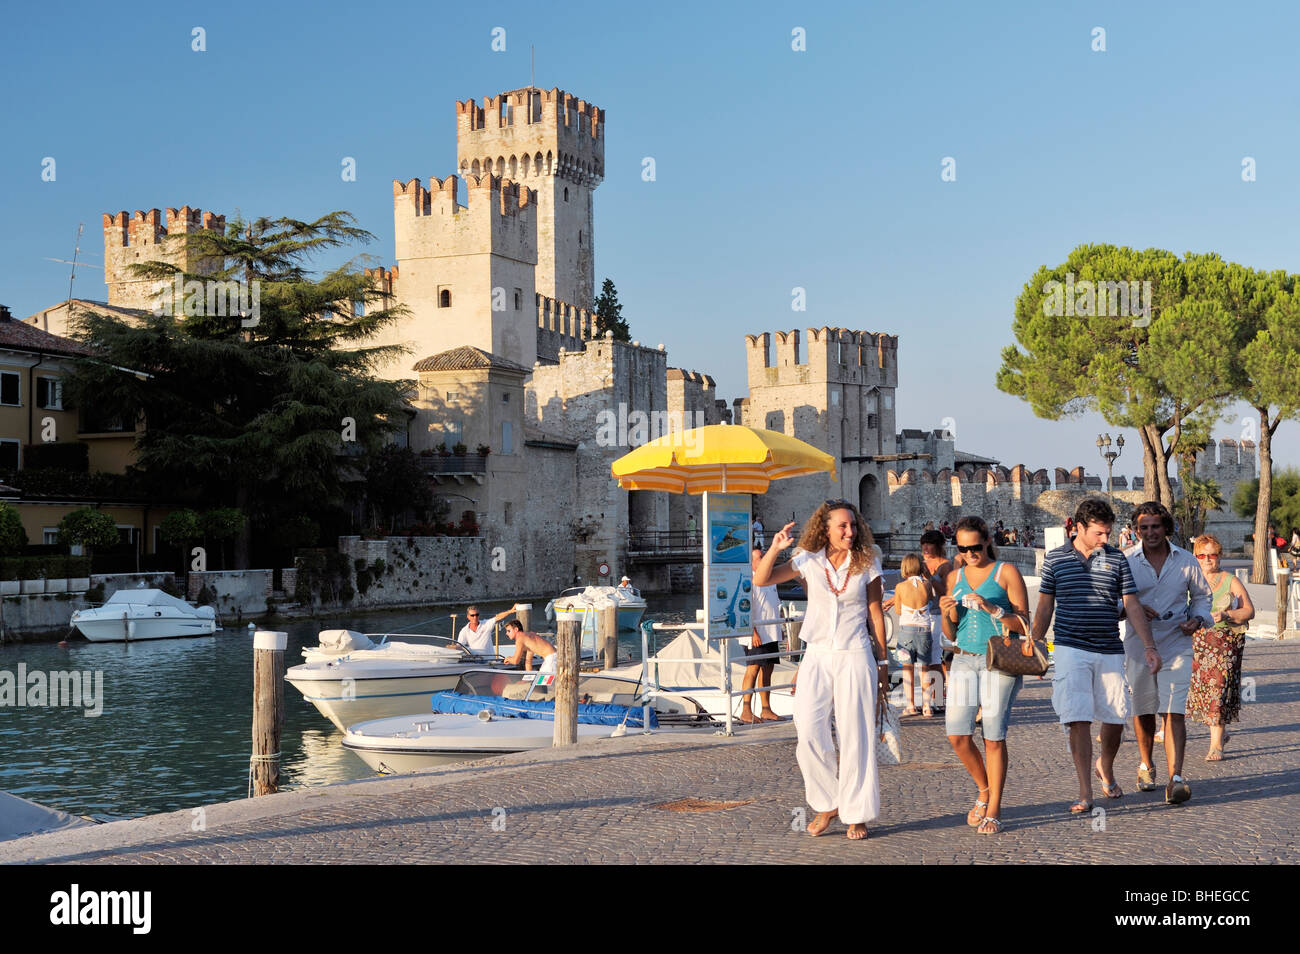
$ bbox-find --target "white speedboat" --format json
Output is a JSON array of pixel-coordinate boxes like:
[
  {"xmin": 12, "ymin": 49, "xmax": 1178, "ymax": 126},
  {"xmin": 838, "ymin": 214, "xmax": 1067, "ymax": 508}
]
[
  {"xmin": 287, "ymin": 630, "xmax": 506, "ymax": 731},
  {"xmin": 342, "ymin": 669, "xmax": 719, "ymax": 773},
  {"xmin": 546, "ymin": 585, "xmax": 646, "ymax": 632},
  {"xmin": 71, "ymin": 589, "xmax": 217, "ymax": 642}
]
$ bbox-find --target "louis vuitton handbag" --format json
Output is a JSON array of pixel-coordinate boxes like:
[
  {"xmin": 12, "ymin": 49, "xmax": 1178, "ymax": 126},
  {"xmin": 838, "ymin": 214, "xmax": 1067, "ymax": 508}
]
[{"xmin": 986, "ymin": 614, "xmax": 1048, "ymax": 677}]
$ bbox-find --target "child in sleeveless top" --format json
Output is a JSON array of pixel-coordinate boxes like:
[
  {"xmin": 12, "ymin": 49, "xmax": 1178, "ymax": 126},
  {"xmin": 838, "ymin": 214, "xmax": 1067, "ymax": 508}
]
[{"xmin": 895, "ymin": 554, "xmax": 935, "ymax": 717}]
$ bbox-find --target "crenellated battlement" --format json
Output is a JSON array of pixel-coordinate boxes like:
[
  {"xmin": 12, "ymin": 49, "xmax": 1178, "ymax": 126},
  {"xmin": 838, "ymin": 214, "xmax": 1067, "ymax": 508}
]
[
  {"xmin": 103, "ymin": 205, "xmax": 225, "ymax": 248},
  {"xmin": 392, "ymin": 174, "xmax": 534, "ymax": 219},
  {"xmin": 458, "ymin": 87, "xmax": 603, "ymax": 140},
  {"xmin": 744, "ymin": 327, "xmax": 900, "ymax": 389},
  {"xmin": 364, "ymin": 265, "xmax": 399, "ymax": 299},
  {"xmin": 101, "ymin": 204, "xmax": 226, "ymax": 309}
]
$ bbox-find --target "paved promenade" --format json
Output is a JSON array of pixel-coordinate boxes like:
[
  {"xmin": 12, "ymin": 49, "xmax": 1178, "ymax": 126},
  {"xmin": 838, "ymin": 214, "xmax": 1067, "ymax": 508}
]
[{"xmin": 3, "ymin": 638, "xmax": 1297, "ymax": 865}]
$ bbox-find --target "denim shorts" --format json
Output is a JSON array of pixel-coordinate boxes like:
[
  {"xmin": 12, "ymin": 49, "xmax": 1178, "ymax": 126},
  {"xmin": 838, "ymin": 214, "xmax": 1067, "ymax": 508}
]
[
  {"xmin": 944, "ymin": 650, "xmax": 1023, "ymax": 741},
  {"xmin": 896, "ymin": 624, "xmax": 932, "ymax": 663}
]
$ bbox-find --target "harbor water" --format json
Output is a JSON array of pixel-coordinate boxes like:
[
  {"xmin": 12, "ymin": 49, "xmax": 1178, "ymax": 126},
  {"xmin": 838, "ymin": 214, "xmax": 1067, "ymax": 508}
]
[{"xmin": 0, "ymin": 598, "xmax": 703, "ymax": 822}]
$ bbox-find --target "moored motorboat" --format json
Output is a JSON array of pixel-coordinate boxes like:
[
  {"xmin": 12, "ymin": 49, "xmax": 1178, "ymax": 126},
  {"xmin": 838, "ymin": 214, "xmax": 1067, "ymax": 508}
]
[
  {"xmin": 342, "ymin": 668, "xmax": 719, "ymax": 773},
  {"xmin": 70, "ymin": 589, "xmax": 217, "ymax": 642},
  {"xmin": 287, "ymin": 630, "xmax": 505, "ymax": 731},
  {"xmin": 546, "ymin": 585, "xmax": 646, "ymax": 631}
]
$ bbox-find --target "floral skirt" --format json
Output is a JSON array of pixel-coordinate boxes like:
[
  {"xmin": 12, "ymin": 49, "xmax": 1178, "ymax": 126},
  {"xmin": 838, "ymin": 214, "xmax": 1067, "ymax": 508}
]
[{"xmin": 1187, "ymin": 626, "xmax": 1246, "ymax": 726}]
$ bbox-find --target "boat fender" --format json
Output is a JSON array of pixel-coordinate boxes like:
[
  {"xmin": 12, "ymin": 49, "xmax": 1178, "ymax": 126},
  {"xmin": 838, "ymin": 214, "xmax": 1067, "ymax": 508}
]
[{"xmin": 477, "ymin": 709, "xmax": 493, "ymax": 722}]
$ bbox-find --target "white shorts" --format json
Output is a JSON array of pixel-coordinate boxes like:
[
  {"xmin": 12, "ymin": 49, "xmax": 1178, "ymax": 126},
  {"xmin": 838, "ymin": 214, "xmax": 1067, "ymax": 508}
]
[
  {"xmin": 928, "ymin": 616, "xmax": 944, "ymax": 665},
  {"xmin": 539, "ymin": 652, "xmax": 557, "ymax": 675},
  {"xmin": 1051, "ymin": 644, "xmax": 1130, "ymax": 725},
  {"xmin": 1126, "ymin": 652, "xmax": 1190, "ymax": 716}
]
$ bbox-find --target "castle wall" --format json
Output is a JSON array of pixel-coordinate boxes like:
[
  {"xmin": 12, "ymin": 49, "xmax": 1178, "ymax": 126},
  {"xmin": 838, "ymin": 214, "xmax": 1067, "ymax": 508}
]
[
  {"xmin": 456, "ymin": 88, "xmax": 603, "ymax": 308},
  {"xmin": 526, "ymin": 339, "xmax": 667, "ymax": 582},
  {"xmin": 386, "ymin": 174, "xmax": 538, "ymax": 377},
  {"xmin": 102, "ymin": 206, "xmax": 225, "ymax": 311}
]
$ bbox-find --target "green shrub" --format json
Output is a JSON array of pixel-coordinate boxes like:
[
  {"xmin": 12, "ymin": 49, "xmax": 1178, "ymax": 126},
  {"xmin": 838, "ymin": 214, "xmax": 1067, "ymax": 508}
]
[{"xmin": 0, "ymin": 504, "xmax": 28, "ymax": 556}]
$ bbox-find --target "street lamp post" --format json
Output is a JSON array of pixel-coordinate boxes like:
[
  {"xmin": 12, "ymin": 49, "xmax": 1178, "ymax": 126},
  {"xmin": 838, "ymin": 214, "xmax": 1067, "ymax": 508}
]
[{"xmin": 1097, "ymin": 433, "xmax": 1125, "ymax": 504}]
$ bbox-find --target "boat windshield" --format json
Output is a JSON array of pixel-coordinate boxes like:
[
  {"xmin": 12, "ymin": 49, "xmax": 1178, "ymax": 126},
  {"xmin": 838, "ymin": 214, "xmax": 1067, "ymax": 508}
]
[
  {"xmin": 452, "ymin": 670, "xmax": 643, "ymax": 704},
  {"xmin": 368, "ymin": 633, "xmax": 469, "ymax": 654}
]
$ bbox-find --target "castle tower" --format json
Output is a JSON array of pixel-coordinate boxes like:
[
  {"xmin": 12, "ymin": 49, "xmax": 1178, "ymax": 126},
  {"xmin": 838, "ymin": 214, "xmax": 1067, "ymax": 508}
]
[
  {"xmin": 391, "ymin": 174, "xmax": 538, "ymax": 373},
  {"xmin": 456, "ymin": 87, "xmax": 603, "ymax": 309},
  {"xmin": 102, "ymin": 206, "xmax": 225, "ymax": 310}
]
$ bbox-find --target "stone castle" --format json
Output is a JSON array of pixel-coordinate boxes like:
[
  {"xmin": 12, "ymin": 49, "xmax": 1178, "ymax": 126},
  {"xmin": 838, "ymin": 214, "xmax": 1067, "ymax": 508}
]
[{"xmin": 20, "ymin": 84, "xmax": 1259, "ymax": 600}]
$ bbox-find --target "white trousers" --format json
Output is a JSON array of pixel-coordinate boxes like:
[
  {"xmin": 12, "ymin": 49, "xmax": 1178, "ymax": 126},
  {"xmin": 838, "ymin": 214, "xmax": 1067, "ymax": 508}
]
[{"xmin": 794, "ymin": 646, "xmax": 880, "ymax": 825}]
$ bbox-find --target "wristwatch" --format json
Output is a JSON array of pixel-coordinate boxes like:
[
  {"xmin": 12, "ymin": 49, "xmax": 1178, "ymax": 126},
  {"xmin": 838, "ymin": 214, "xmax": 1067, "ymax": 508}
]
[{"xmin": 991, "ymin": 606, "xmax": 1005, "ymax": 620}]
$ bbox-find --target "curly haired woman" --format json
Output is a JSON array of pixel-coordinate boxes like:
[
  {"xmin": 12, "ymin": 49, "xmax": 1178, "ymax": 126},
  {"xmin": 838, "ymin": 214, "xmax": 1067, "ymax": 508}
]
[{"xmin": 754, "ymin": 499, "xmax": 887, "ymax": 841}]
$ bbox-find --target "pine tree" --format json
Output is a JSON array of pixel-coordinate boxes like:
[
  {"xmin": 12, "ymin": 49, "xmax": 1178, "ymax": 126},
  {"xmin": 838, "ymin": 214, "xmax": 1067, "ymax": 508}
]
[
  {"xmin": 66, "ymin": 212, "xmax": 413, "ymax": 568},
  {"xmin": 593, "ymin": 278, "xmax": 631, "ymax": 341}
]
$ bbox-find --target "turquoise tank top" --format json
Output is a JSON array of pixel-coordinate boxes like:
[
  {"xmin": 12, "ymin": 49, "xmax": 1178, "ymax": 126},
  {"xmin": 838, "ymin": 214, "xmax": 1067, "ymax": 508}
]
[{"xmin": 949, "ymin": 562, "xmax": 1013, "ymax": 654}]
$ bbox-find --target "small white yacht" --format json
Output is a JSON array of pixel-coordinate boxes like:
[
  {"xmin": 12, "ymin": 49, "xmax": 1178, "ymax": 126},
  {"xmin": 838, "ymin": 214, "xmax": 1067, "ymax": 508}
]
[
  {"xmin": 70, "ymin": 588, "xmax": 217, "ymax": 642},
  {"xmin": 286, "ymin": 630, "xmax": 505, "ymax": 731},
  {"xmin": 342, "ymin": 668, "xmax": 719, "ymax": 773},
  {"xmin": 546, "ymin": 584, "xmax": 647, "ymax": 632}
]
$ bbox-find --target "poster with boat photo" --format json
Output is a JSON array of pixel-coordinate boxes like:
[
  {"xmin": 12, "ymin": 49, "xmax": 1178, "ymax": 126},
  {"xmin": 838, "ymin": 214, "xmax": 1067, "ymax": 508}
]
[{"xmin": 703, "ymin": 492, "xmax": 752, "ymax": 640}]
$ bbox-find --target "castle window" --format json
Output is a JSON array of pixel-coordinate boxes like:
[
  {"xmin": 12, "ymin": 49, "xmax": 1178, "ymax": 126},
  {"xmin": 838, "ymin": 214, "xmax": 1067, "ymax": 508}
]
[
  {"xmin": 502, "ymin": 420, "xmax": 514, "ymax": 455},
  {"xmin": 439, "ymin": 288, "xmax": 452, "ymax": 308},
  {"xmin": 514, "ymin": 288, "xmax": 522, "ymax": 310},
  {"xmin": 504, "ymin": 502, "xmax": 513, "ymax": 525},
  {"xmin": 352, "ymin": 300, "xmax": 364, "ymax": 317},
  {"xmin": 0, "ymin": 440, "xmax": 17, "ymax": 471},
  {"xmin": 883, "ymin": 394, "xmax": 893, "ymax": 410},
  {"xmin": 867, "ymin": 413, "xmax": 879, "ymax": 431},
  {"xmin": 564, "ymin": 187, "xmax": 569, "ymax": 201},
  {"xmin": 831, "ymin": 390, "xmax": 840, "ymax": 406},
  {"xmin": 36, "ymin": 376, "xmax": 62, "ymax": 410},
  {"xmin": 578, "ymin": 231, "xmax": 583, "ymax": 246},
  {"xmin": 502, "ymin": 392, "xmax": 510, "ymax": 403},
  {"xmin": 0, "ymin": 372, "xmax": 19, "ymax": 406}
]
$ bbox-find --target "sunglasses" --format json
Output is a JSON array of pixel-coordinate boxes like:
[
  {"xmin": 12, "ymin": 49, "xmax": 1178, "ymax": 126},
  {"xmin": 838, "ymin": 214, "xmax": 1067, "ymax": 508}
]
[
  {"xmin": 823, "ymin": 499, "xmax": 853, "ymax": 510},
  {"xmin": 955, "ymin": 543, "xmax": 986, "ymax": 554},
  {"xmin": 467, "ymin": 613, "xmax": 479, "ymax": 618},
  {"xmin": 1194, "ymin": 553, "xmax": 1220, "ymax": 560}
]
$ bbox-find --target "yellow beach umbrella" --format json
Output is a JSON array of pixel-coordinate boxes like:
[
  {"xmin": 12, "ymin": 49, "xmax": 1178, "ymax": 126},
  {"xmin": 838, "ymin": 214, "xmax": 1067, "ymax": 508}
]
[{"xmin": 610, "ymin": 425, "xmax": 836, "ymax": 494}]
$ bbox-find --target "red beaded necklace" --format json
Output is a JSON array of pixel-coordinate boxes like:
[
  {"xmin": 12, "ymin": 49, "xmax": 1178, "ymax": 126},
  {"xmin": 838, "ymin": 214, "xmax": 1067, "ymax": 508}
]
[{"xmin": 824, "ymin": 552, "xmax": 851, "ymax": 595}]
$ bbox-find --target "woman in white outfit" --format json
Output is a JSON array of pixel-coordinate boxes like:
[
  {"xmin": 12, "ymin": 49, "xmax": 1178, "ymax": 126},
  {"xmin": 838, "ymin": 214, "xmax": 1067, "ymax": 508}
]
[{"xmin": 754, "ymin": 499, "xmax": 887, "ymax": 840}]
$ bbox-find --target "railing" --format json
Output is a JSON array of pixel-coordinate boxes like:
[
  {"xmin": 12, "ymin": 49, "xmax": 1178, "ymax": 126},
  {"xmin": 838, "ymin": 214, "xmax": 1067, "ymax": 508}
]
[
  {"xmin": 626, "ymin": 529, "xmax": 705, "ymax": 553},
  {"xmin": 418, "ymin": 455, "xmax": 488, "ymax": 474},
  {"xmin": 638, "ymin": 609, "xmax": 806, "ymax": 736}
]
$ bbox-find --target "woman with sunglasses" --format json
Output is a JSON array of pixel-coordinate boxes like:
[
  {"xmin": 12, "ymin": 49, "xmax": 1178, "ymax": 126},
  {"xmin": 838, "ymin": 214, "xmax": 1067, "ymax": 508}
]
[
  {"xmin": 754, "ymin": 498, "xmax": 887, "ymax": 841},
  {"xmin": 938, "ymin": 516, "xmax": 1032, "ymax": 835},
  {"xmin": 1187, "ymin": 534, "xmax": 1255, "ymax": 761}
]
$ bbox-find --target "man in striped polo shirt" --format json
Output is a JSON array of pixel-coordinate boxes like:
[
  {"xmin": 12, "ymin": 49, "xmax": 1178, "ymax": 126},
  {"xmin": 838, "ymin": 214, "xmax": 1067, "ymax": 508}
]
[{"xmin": 1031, "ymin": 498, "xmax": 1160, "ymax": 813}]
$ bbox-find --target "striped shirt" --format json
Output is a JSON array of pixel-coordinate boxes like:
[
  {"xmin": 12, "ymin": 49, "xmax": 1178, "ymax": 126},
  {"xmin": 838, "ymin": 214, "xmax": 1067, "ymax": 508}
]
[{"xmin": 1038, "ymin": 542, "xmax": 1136, "ymax": 654}]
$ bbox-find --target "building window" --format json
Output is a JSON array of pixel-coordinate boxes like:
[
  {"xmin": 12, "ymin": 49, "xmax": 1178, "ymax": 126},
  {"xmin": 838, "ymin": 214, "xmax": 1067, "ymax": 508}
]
[
  {"xmin": 867, "ymin": 413, "xmax": 879, "ymax": 431},
  {"xmin": 502, "ymin": 392, "xmax": 510, "ymax": 403},
  {"xmin": 831, "ymin": 390, "xmax": 840, "ymax": 406},
  {"xmin": 883, "ymin": 394, "xmax": 893, "ymax": 410},
  {"xmin": 43, "ymin": 527, "xmax": 59, "ymax": 545},
  {"xmin": 116, "ymin": 526, "xmax": 138, "ymax": 547},
  {"xmin": 514, "ymin": 288, "xmax": 522, "ymax": 310},
  {"xmin": 446, "ymin": 391, "xmax": 460, "ymax": 402},
  {"xmin": 578, "ymin": 230, "xmax": 583, "ymax": 246},
  {"xmin": 445, "ymin": 420, "xmax": 463, "ymax": 447},
  {"xmin": 502, "ymin": 420, "xmax": 514, "ymax": 455},
  {"xmin": 0, "ymin": 372, "xmax": 19, "ymax": 407},
  {"xmin": 439, "ymin": 288, "xmax": 452, "ymax": 308},
  {"xmin": 0, "ymin": 440, "xmax": 18, "ymax": 470},
  {"xmin": 36, "ymin": 377, "xmax": 62, "ymax": 410},
  {"xmin": 504, "ymin": 502, "xmax": 513, "ymax": 525},
  {"xmin": 564, "ymin": 187, "xmax": 569, "ymax": 201}
]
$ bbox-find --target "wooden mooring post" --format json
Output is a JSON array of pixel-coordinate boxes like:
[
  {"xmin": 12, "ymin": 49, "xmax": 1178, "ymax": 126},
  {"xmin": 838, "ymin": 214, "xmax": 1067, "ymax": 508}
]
[
  {"xmin": 598, "ymin": 603, "xmax": 618, "ymax": 669},
  {"xmin": 251, "ymin": 630, "xmax": 286, "ymax": 795},
  {"xmin": 515, "ymin": 602, "xmax": 532, "ymax": 633},
  {"xmin": 1279, "ymin": 568, "xmax": 1291, "ymax": 639},
  {"xmin": 554, "ymin": 615, "xmax": 580, "ymax": 746}
]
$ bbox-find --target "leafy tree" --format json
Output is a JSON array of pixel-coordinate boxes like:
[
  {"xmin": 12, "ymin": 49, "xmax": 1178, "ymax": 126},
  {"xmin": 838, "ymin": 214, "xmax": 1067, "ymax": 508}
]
[
  {"xmin": 158, "ymin": 509, "xmax": 202, "ymax": 548},
  {"xmin": 0, "ymin": 504, "xmax": 28, "ymax": 556},
  {"xmin": 593, "ymin": 278, "xmax": 630, "ymax": 341},
  {"xmin": 1239, "ymin": 283, "xmax": 1300, "ymax": 580},
  {"xmin": 57, "ymin": 508, "xmax": 119, "ymax": 555},
  {"xmin": 364, "ymin": 445, "xmax": 434, "ymax": 532},
  {"xmin": 66, "ymin": 212, "xmax": 411, "ymax": 567},
  {"xmin": 1174, "ymin": 476, "xmax": 1226, "ymax": 544},
  {"xmin": 999, "ymin": 246, "xmax": 1252, "ymax": 510},
  {"xmin": 1234, "ymin": 469, "xmax": 1300, "ymax": 548}
]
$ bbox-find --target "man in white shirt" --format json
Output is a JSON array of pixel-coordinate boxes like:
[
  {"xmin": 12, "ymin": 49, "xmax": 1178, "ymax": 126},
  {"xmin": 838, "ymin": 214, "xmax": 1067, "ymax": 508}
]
[
  {"xmin": 456, "ymin": 605, "xmax": 514, "ymax": 655},
  {"xmin": 1123, "ymin": 501, "xmax": 1212, "ymax": 805},
  {"xmin": 752, "ymin": 517, "xmax": 765, "ymax": 549}
]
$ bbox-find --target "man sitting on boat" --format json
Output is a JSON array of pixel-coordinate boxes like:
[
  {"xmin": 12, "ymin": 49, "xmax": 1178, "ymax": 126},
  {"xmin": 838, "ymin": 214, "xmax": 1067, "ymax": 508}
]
[
  {"xmin": 501, "ymin": 620, "xmax": 558, "ymax": 674},
  {"xmin": 457, "ymin": 605, "xmax": 515, "ymax": 655}
]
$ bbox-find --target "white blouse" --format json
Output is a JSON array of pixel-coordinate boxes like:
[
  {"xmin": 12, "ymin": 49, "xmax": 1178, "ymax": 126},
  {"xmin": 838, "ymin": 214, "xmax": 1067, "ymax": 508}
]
[{"xmin": 790, "ymin": 547, "xmax": 883, "ymax": 651}]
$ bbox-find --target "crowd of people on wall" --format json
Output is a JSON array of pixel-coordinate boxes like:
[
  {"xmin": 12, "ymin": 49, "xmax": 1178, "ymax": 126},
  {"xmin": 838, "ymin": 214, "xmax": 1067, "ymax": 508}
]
[{"xmin": 752, "ymin": 496, "xmax": 1255, "ymax": 841}]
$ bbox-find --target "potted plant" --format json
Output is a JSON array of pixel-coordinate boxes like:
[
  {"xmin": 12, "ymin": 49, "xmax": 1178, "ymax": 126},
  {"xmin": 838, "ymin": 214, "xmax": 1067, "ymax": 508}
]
[
  {"xmin": 452, "ymin": 442, "xmax": 467, "ymax": 456},
  {"xmin": 476, "ymin": 443, "xmax": 491, "ymax": 457},
  {"xmin": 437, "ymin": 443, "xmax": 451, "ymax": 458}
]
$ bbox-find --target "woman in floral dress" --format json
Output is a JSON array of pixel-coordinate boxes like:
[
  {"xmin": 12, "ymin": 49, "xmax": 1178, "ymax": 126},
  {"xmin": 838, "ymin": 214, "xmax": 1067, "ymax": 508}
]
[{"xmin": 1187, "ymin": 534, "xmax": 1255, "ymax": 761}]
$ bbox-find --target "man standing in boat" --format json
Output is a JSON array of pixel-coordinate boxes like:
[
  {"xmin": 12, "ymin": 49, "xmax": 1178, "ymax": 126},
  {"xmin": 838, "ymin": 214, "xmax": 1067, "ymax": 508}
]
[
  {"xmin": 456, "ymin": 605, "xmax": 515, "ymax": 655},
  {"xmin": 501, "ymin": 619, "xmax": 558, "ymax": 673}
]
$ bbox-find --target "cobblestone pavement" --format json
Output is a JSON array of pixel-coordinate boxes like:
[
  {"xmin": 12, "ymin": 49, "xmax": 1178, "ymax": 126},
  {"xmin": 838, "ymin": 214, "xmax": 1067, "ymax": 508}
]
[{"xmin": 4, "ymin": 640, "xmax": 1297, "ymax": 864}]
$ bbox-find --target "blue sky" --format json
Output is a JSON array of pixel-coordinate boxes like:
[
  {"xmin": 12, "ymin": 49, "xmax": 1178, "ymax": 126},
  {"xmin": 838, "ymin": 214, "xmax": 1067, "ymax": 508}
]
[{"xmin": 2, "ymin": 0, "xmax": 1297, "ymax": 485}]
